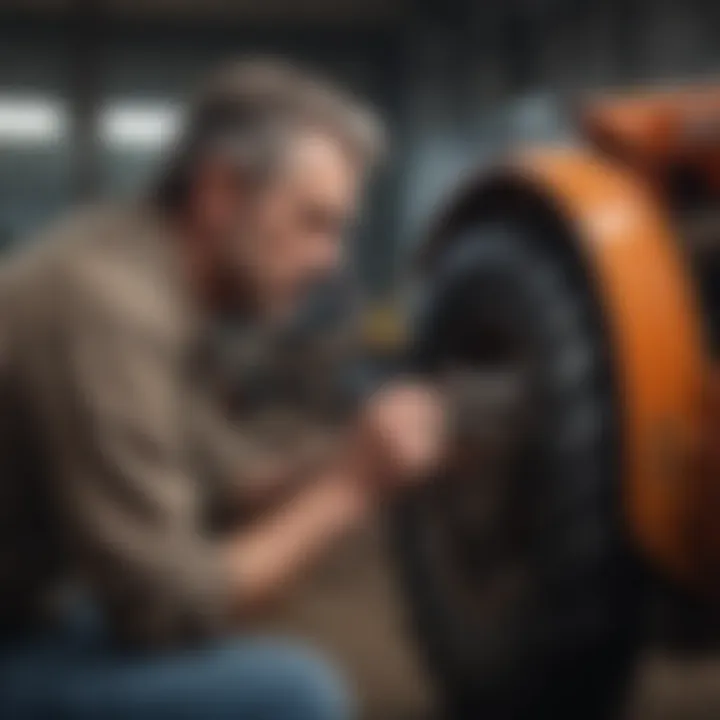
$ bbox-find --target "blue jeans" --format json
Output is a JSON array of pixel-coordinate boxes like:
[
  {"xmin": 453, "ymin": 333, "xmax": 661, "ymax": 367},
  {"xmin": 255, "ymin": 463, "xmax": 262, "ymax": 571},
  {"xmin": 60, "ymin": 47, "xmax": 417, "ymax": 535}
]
[{"xmin": 0, "ymin": 608, "xmax": 354, "ymax": 720}]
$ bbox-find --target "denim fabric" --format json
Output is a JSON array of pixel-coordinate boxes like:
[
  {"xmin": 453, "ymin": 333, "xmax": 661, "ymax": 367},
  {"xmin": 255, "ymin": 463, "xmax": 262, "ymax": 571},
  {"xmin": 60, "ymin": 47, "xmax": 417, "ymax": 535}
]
[{"xmin": 0, "ymin": 608, "xmax": 353, "ymax": 720}]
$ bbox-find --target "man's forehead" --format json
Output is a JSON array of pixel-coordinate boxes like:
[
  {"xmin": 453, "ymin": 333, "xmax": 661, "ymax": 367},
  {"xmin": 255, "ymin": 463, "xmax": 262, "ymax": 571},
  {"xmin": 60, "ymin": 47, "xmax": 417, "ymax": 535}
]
[{"xmin": 281, "ymin": 130, "xmax": 360, "ymax": 186}]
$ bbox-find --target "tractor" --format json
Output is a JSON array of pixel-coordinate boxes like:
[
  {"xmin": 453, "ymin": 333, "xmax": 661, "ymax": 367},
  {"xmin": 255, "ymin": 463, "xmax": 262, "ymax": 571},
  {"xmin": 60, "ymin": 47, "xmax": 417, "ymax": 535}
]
[{"xmin": 390, "ymin": 85, "xmax": 720, "ymax": 718}]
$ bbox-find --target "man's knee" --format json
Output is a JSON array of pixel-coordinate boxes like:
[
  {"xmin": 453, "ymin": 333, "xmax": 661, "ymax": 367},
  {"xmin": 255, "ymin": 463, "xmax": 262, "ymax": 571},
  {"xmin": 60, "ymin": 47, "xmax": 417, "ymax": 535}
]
[
  {"xmin": 271, "ymin": 645, "xmax": 353, "ymax": 720},
  {"xmin": 218, "ymin": 639, "xmax": 355, "ymax": 720}
]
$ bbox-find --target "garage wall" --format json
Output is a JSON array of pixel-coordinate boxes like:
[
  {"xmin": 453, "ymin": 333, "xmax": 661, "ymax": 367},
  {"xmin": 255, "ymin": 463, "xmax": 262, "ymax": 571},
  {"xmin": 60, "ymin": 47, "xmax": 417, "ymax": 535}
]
[
  {"xmin": 399, "ymin": 0, "xmax": 720, "ymax": 252},
  {"xmin": 0, "ymin": 0, "xmax": 717, "ymax": 290}
]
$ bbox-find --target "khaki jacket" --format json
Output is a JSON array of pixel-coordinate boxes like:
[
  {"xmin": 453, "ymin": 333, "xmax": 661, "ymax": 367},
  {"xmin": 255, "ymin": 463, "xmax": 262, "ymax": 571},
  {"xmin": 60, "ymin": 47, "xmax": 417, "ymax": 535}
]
[{"xmin": 0, "ymin": 203, "xmax": 351, "ymax": 649}]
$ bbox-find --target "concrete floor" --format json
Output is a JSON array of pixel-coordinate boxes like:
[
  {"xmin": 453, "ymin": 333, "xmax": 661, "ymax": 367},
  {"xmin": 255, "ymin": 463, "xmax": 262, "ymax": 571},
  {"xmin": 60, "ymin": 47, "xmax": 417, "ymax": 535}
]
[
  {"xmin": 263, "ymin": 521, "xmax": 434, "ymax": 718},
  {"xmin": 263, "ymin": 521, "xmax": 720, "ymax": 719},
  {"xmin": 630, "ymin": 656, "xmax": 720, "ymax": 720}
]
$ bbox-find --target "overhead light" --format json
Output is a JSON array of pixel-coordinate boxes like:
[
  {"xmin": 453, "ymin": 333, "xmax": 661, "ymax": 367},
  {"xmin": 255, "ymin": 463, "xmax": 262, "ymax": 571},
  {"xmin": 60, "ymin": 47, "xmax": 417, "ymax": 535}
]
[
  {"xmin": 100, "ymin": 102, "xmax": 182, "ymax": 150},
  {"xmin": 0, "ymin": 96, "xmax": 67, "ymax": 145}
]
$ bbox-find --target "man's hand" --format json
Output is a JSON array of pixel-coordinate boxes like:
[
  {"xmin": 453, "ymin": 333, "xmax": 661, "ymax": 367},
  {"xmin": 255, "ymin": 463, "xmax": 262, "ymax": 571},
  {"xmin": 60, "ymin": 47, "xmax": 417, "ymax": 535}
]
[
  {"xmin": 225, "ymin": 381, "xmax": 447, "ymax": 616},
  {"xmin": 352, "ymin": 380, "xmax": 448, "ymax": 491}
]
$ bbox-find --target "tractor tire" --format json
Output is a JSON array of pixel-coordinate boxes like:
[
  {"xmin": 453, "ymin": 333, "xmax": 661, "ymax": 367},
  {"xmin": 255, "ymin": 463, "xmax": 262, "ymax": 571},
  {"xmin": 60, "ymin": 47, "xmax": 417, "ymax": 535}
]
[{"xmin": 391, "ymin": 220, "xmax": 645, "ymax": 719}]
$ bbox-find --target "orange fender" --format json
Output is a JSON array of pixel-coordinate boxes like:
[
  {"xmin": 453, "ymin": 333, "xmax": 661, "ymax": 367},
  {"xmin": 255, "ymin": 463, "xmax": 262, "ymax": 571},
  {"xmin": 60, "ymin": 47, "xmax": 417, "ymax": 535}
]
[
  {"xmin": 421, "ymin": 147, "xmax": 709, "ymax": 590},
  {"xmin": 518, "ymin": 148, "xmax": 708, "ymax": 588}
]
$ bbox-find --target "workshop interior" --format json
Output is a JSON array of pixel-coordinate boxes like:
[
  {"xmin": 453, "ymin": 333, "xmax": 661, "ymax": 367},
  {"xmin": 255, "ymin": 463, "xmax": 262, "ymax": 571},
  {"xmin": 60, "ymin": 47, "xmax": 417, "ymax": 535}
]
[{"xmin": 2, "ymin": 1, "xmax": 720, "ymax": 719}]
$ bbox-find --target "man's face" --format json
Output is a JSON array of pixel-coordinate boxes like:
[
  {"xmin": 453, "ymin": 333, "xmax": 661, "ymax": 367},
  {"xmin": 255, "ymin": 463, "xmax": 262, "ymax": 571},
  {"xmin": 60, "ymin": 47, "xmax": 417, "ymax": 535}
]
[{"xmin": 203, "ymin": 131, "xmax": 363, "ymax": 322}]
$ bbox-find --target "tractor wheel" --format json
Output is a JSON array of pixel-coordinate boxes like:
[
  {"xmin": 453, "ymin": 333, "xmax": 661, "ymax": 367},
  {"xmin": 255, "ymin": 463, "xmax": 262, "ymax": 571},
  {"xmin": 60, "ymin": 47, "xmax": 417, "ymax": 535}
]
[{"xmin": 391, "ymin": 220, "xmax": 645, "ymax": 719}]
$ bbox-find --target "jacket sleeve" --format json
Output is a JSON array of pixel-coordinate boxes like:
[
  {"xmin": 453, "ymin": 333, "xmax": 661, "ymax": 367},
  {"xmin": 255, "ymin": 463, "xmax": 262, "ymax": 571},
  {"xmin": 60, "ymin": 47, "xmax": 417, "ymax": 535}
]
[{"xmin": 27, "ymin": 277, "xmax": 234, "ymax": 650}]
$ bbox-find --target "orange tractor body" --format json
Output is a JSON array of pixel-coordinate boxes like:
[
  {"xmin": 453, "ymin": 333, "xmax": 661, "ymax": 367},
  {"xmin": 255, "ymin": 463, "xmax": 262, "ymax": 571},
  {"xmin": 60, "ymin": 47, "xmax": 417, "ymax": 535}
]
[
  {"xmin": 422, "ymin": 86, "xmax": 720, "ymax": 595},
  {"xmin": 394, "ymin": 84, "xmax": 720, "ymax": 718}
]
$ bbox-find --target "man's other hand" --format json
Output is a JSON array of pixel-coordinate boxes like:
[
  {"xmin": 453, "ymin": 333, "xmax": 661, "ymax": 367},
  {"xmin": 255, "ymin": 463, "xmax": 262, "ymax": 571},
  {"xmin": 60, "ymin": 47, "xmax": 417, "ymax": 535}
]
[{"xmin": 353, "ymin": 380, "xmax": 448, "ymax": 491}]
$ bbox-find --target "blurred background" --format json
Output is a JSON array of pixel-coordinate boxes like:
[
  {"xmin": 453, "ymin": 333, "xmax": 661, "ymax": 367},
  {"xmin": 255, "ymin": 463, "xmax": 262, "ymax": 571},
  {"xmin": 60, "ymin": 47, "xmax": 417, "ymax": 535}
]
[
  {"xmin": 2, "ymin": 2, "xmax": 720, "ymax": 718},
  {"xmin": 1, "ymin": 0, "xmax": 719, "ymax": 295}
]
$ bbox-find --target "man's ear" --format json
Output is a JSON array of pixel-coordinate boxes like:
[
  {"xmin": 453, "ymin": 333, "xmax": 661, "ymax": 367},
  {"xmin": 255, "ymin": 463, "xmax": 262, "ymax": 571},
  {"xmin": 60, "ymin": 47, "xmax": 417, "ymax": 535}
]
[{"xmin": 193, "ymin": 157, "xmax": 245, "ymax": 228}]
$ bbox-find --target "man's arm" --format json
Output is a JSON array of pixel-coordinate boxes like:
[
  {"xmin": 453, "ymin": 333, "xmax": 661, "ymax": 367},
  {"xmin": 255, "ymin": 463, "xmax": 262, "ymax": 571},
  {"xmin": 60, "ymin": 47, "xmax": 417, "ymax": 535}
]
[
  {"xmin": 194, "ymin": 302, "xmax": 363, "ymax": 521},
  {"xmin": 224, "ymin": 468, "xmax": 369, "ymax": 613},
  {"xmin": 192, "ymin": 392, "xmax": 347, "ymax": 521},
  {"xmin": 220, "ymin": 380, "xmax": 446, "ymax": 614},
  {"xmin": 28, "ymin": 273, "xmax": 442, "ymax": 647},
  {"xmin": 27, "ymin": 283, "xmax": 238, "ymax": 648}
]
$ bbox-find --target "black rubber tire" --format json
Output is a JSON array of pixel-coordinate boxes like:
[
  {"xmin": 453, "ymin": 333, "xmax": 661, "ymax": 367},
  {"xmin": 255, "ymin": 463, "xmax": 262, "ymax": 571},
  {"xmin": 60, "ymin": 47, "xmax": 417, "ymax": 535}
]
[{"xmin": 391, "ymin": 221, "xmax": 645, "ymax": 719}]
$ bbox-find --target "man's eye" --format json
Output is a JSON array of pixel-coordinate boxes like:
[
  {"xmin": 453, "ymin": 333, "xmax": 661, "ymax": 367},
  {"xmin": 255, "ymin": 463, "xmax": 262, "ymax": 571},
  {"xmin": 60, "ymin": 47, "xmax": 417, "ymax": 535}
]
[{"xmin": 304, "ymin": 206, "xmax": 340, "ymax": 233}]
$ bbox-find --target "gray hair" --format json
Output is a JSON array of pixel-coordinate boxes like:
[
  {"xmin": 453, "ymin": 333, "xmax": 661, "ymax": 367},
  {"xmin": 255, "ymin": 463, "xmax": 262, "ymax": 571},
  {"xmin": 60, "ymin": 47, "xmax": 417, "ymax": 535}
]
[{"xmin": 155, "ymin": 58, "xmax": 385, "ymax": 206}]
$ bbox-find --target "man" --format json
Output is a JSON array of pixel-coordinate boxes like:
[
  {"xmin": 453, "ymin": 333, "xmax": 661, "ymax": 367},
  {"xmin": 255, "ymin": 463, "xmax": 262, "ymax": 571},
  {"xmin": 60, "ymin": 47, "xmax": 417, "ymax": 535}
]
[{"xmin": 0, "ymin": 60, "xmax": 446, "ymax": 719}]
